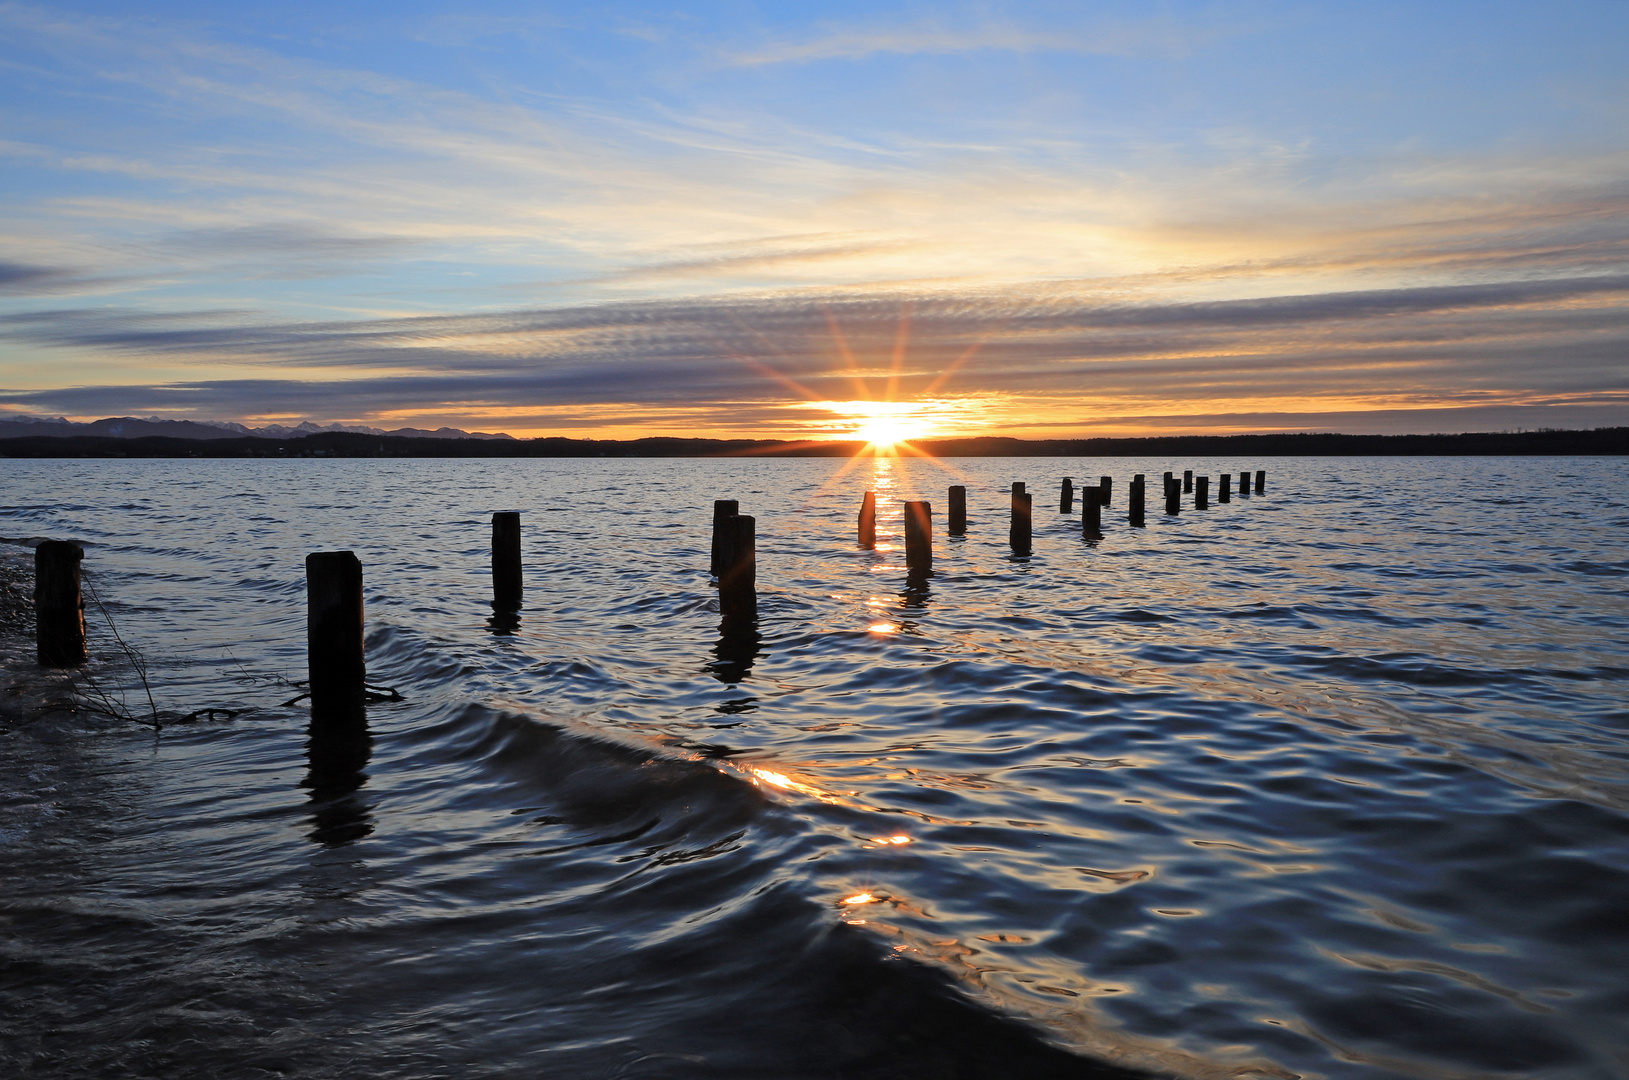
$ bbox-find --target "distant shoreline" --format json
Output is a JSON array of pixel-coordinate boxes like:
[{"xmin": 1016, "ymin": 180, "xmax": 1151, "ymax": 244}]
[{"xmin": 0, "ymin": 427, "xmax": 1624, "ymax": 458}]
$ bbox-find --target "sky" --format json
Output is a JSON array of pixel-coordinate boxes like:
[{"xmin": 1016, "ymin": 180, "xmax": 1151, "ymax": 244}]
[{"xmin": 1, "ymin": 0, "xmax": 1626, "ymax": 440}]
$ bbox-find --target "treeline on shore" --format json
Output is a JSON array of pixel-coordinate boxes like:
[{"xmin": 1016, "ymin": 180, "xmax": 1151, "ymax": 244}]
[{"xmin": 1, "ymin": 427, "xmax": 1625, "ymax": 459}]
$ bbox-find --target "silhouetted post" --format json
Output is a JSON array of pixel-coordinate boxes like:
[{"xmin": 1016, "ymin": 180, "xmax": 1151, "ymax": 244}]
[
  {"xmin": 1163, "ymin": 471, "xmax": 1173, "ymax": 495},
  {"xmin": 858, "ymin": 491, "xmax": 877, "ymax": 549},
  {"xmin": 1255, "ymin": 469, "xmax": 1266, "ymax": 494},
  {"xmin": 1129, "ymin": 474, "xmax": 1146, "ymax": 525},
  {"xmin": 1060, "ymin": 477, "xmax": 1074, "ymax": 514},
  {"xmin": 711, "ymin": 500, "xmax": 739, "ymax": 576},
  {"xmin": 1098, "ymin": 476, "xmax": 1112, "ymax": 506},
  {"xmin": 307, "ymin": 551, "xmax": 365, "ymax": 717},
  {"xmin": 1219, "ymin": 474, "xmax": 1232, "ymax": 503},
  {"xmin": 1082, "ymin": 487, "xmax": 1102, "ymax": 535},
  {"xmin": 948, "ymin": 485, "xmax": 967, "ymax": 535},
  {"xmin": 1011, "ymin": 481, "xmax": 1026, "ymax": 497},
  {"xmin": 35, "ymin": 540, "xmax": 86, "ymax": 668},
  {"xmin": 903, "ymin": 501, "xmax": 932, "ymax": 571},
  {"xmin": 1237, "ymin": 470, "xmax": 1251, "ymax": 496},
  {"xmin": 492, "ymin": 512, "xmax": 522, "ymax": 609},
  {"xmin": 1196, "ymin": 476, "xmax": 1210, "ymax": 509},
  {"xmin": 1183, "ymin": 470, "xmax": 1193, "ymax": 493},
  {"xmin": 1010, "ymin": 491, "xmax": 1032, "ymax": 553},
  {"xmin": 719, "ymin": 515, "xmax": 756, "ymax": 619},
  {"xmin": 1165, "ymin": 477, "xmax": 1181, "ymax": 515}
]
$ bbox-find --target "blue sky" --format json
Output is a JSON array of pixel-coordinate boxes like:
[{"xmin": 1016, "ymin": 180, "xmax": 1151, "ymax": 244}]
[{"xmin": 1, "ymin": 1, "xmax": 1626, "ymax": 437}]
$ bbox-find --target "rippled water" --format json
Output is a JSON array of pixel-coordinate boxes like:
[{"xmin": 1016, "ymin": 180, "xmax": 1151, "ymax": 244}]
[{"xmin": 3, "ymin": 455, "xmax": 1627, "ymax": 1079}]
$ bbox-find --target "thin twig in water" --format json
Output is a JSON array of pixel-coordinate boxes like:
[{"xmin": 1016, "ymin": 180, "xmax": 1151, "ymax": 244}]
[{"xmin": 83, "ymin": 579, "xmax": 159, "ymax": 727}]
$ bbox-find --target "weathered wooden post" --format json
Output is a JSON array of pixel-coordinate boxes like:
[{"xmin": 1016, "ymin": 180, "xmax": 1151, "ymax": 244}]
[
  {"xmin": 858, "ymin": 491, "xmax": 877, "ymax": 549},
  {"xmin": 492, "ymin": 512, "xmax": 522, "ymax": 609},
  {"xmin": 1163, "ymin": 471, "xmax": 1174, "ymax": 493},
  {"xmin": 719, "ymin": 515, "xmax": 756, "ymax": 619},
  {"xmin": 1183, "ymin": 470, "xmax": 1193, "ymax": 493},
  {"xmin": 1255, "ymin": 469, "xmax": 1266, "ymax": 494},
  {"xmin": 1098, "ymin": 476, "xmax": 1112, "ymax": 506},
  {"xmin": 35, "ymin": 540, "xmax": 87, "ymax": 668},
  {"xmin": 1195, "ymin": 476, "xmax": 1210, "ymax": 509},
  {"xmin": 948, "ymin": 485, "xmax": 967, "ymax": 535},
  {"xmin": 903, "ymin": 501, "xmax": 932, "ymax": 571},
  {"xmin": 1060, "ymin": 477, "xmax": 1074, "ymax": 514},
  {"xmin": 1219, "ymin": 474, "xmax": 1232, "ymax": 503},
  {"xmin": 1082, "ymin": 487, "xmax": 1102, "ymax": 535},
  {"xmin": 711, "ymin": 500, "xmax": 739, "ymax": 576},
  {"xmin": 1010, "ymin": 491, "xmax": 1032, "ymax": 553},
  {"xmin": 1165, "ymin": 476, "xmax": 1181, "ymax": 515},
  {"xmin": 307, "ymin": 551, "xmax": 365, "ymax": 717},
  {"xmin": 1236, "ymin": 470, "xmax": 1251, "ymax": 496},
  {"xmin": 1129, "ymin": 474, "xmax": 1146, "ymax": 525}
]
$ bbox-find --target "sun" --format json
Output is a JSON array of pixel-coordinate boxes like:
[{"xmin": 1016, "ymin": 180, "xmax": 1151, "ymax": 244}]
[{"xmin": 855, "ymin": 417, "xmax": 911, "ymax": 448}]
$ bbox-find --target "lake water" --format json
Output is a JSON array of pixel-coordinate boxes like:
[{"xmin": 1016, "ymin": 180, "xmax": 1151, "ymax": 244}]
[{"xmin": 2, "ymin": 455, "xmax": 1627, "ymax": 1079}]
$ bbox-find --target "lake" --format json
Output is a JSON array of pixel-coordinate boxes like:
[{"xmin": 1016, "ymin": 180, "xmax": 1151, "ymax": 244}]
[{"xmin": 2, "ymin": 454, "xmax": 1626, "ymax": 1079}]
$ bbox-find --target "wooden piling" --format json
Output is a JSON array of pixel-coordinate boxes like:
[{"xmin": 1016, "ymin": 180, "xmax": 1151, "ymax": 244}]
[
  {"xmin": 711, "ymin": 499, "xmax": 739, "ymax": 576},
  {"xmin": 1060, "ymin": 477, "xmax": 1074, "ymax": 514},
  {"xmin": 306, "ymin": 551, "xmax": 366, "ymax": 717},
  {"xmin": 903, "ymin": 501, "xmax": 932, "ymax": 571},
  {"xmin": 1237, "ymin": 470, "xmax": 1251, "ymax": 496},
  {"xmin": 1255, "ymin": 469, "xmax": 1266, "ymax": 494},
  {"xmin": 719, "ymin": 515, "xmax": 756, "ymax": 619},
  {"xmin": 858, "ymin": 491, "xmax": 877, "ymax": 549},
  {"xmin": 1098, "ymin": 476, "xmax": 1112, "ymax": 506},
  {"xmin": 1129, "ymin": 475, "xmax": 1146, "ymax": 524},
  {"xmin": 1165, "ymin": 477, "xmax": 1181, "ymax": 515},
  {"xmin": 35, "ymin": 540, "xmax": 86, "ymax": 668},
  {"xmin": 1082, "ymin": 487, "xmax": 1102, "ymax": 535},
  {"xmin": 948, "ymin": 486, "xmax": 967, "ymax": 534},
  {"xmin": 1219, "ymin": 474, "xmax": 1232, "ymax": 503},
  {"xmin": 1010, "ymin": 491, "xmax": 1032, "ymax": 553},
  {"xmin": 492, "ymin": 511, "xmax": 522, "ymax": 609},
  {"xmin": 1183, "ymin": 470, "xmax": 1193, "ymax": 493},
  {"xmin": 1196, "ymin": 476, "xmax": 1210, "ymax": 509}
]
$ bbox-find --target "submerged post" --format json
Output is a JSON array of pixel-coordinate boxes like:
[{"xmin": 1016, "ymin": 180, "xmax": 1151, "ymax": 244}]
[
  {"xmin": 35, "ymin": 540, "xmax": 87, "ymax": 668},
  {"xmin": 1183, "ymin": 470, "xmax": 1193, "ymax": 493},
  {"xmin": 492, "ymin": 512, "xmax": 522, "ymax": 609},
  {"xmin": 1196, "ymin": 476, "xmax": 1210, "ymax": 509},
  {"xmin": 711, "ymin": 500, "xmax": 739, "ymax": 576},
  {"xmin": 1060, "ymin": 477, "xmax": 1074, "ymax": 514},
  {"xmin": 1165, "ymin": 476, "xmax": 1181, "ymax": 515},
  {"xmin": 1219, "ymin": 474, "xmax": 1232, "ymax": 503},
  {"xmin": 903, "ymin": 501, "xmax": 933, "ymax": 571},
  {"xmin": 719, "ymin": 515, "xmax": 756, "ymax": 619},
  {"xmin": 858, "ymin": 491, "xmax": 877, "ymax": 549},
  {"xmin": 1255, "ymin": 469, "xmax": 1266, "ymax": 494},
  {"xmin": 948, "ymin": 485, "xmax": 967, "ymax": 535},
  {"xmin": 307, "ymin": 551, "xmax": 365, "ymax": 717},
  {"xmin": 1082, "ymin": 487, "xmax": 1102, "ymax": 535},
  {"xmin": 1129, "ymin": 474, "xmax": 1146, "ymax": 525},
  {"xmin": 1010, "ymin": 491, "xmax": 1033, "ymax": 553}
]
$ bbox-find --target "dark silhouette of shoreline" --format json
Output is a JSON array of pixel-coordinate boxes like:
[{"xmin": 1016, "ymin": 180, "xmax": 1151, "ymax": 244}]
[{"xmin": 0, "ymin": 427, "xmax": 1624, "ymax": 458}]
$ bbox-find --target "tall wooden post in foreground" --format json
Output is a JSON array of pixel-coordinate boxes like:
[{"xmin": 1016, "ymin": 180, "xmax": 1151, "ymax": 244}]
[
  {"xmin": 719, "ymin": 515, "xmax": 757, "ymax": 620},
  {"xmin": 1195, "ymin": 476, "xmax": 1210, "ymax": 510},
  {"xmin": 1082, "ymin": 487, "xmax": 1102, "ymax": 535},
  {"xmin": 492, "ymin": 512, "xmax": 522, "ymax": 609},
  {"xmin": 903, "ymin": 501, "xmax": 932, "ymax": 571},
  {"xmin": 948, "ymin": 486, "xmax": 967, "ymax": 535},
  {"xmin": 1010, "ymin": 491, "xmax": 1033, "ymax": 553},
  {"xmin": 858, "ymin": 491, "xmax": 877, "ymax": 549},
  {"xmin": 307, "ymin": 551, "xmax": 365, "ymax": 717},
  {"xmin": 1219, "ymin": 474, "xmax": 1232, "ymax": 503},
  {"xmin": 1129, "ymin": 475, "xmax": 1146, "ymax": 525},
  {"xmin": 35, "ymin": 540, "xmax": 87, "ymax": 668},
  {"xmin": 1165, "ymin": 477, "xmax": 1181, "ymax": 515},
  {"xmin": 711, "ymin": 500, "xmax": 739, "ymax": 576}
]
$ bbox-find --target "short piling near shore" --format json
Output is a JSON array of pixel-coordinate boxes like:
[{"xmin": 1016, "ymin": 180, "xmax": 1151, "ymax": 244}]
[
  {"xmin": 1010, "ymin": 490, "xmax": 1032, "ymax": 553},
  {"xmin": 35, "ymin": 539, "xmax": 86, "ymax": 668},
  {"xmin": 948, "ymin": 486, "xmax": 967, "ymax": 535},
  {"xmin": 306, "ymin": 551, "xmax": 366, "ymax": 718},
  {"xmin": 904, "ymin": 501, "xmax": 932, "ymax": 571},
  {"xmin": 858, "ymin": 491, "xmax": 877, "ymax": 549},
  {"xmin": 492, "ymin": 511, "xmax": 522, "ymax": 610}
]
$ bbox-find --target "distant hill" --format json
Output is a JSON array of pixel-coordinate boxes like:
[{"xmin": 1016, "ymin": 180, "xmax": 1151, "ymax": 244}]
[{"xmin": 0, "ymin": 415, "xmax": 515, "ymax": 441}]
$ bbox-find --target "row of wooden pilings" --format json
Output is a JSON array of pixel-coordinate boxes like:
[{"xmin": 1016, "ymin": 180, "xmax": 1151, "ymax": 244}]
[{"xmin": 29, "ymin": 468, "xmax": 1265, "ymax": 721}]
